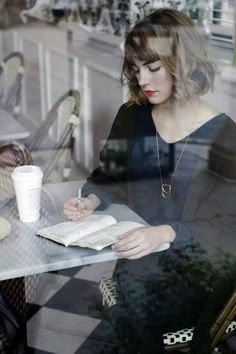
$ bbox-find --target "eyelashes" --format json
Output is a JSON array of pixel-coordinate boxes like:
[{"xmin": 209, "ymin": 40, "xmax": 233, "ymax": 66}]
[
  {"xmin": 149, "ymin": 66, "xmax": 161, "ymax": 72},
  {"xmin": 131, "ymin": 66, "xmax": 161, "ymax": 74}
]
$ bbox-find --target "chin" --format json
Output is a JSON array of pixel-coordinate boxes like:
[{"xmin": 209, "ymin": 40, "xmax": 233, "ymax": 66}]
[
  {"xmin": 148, "ymin": 93, "xmax": 171, "ymax": 105},
  {"xmin": 147, "ymin": 96, "xmax": 162, "ymax": 104}
]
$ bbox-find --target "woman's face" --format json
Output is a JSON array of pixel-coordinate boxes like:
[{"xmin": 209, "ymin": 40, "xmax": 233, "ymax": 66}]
[{"xmin": 132, "ymin": 58, "xmax": 174, "ymax": 105}]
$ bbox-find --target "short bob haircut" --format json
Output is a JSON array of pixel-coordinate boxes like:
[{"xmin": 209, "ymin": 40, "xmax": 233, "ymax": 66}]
[{"xmin": 122, "ymin": 8, "xmax": 215, "ymax": 105}]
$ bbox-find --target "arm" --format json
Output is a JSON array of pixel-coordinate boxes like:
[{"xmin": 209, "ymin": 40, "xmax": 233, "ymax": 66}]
[
  {"xmin": 64, "ymin": 103, "xmax": 136, "ymax": 219},
  {"xmin": 115, "ymin": 116, "xmax": 236, "ymax": 259},
  {"xmin": 82, "ymin": 103, "xmax": 135, "ymax": 209},
  {"xmin": 113, "ymin": 182, "xmax": 236, "ymax": 260},
  {"xmin": 113, "ymin": 224, "xmax": 176, "ymax": 259}
]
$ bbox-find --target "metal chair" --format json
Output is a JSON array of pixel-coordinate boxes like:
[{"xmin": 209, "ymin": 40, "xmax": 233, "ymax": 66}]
[
  {"xmin": 26, "ymin": 89, "xmax": 80, "ymax": 184},
  {"xmin": 20, "ymin": 0, "xmax": 54, "ymax": 24},
  {"xmin": 99, "ymin": 278, "xmax": 236, "ymax": 352},
  {"xmin": 0, "ymin": 52, "xmax": 24, "ymax": 118}
]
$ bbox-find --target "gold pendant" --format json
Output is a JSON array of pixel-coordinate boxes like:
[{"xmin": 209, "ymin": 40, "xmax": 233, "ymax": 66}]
[{"xmin": 161, "ymin": 184, "xmax": 171, "ymax": 198}]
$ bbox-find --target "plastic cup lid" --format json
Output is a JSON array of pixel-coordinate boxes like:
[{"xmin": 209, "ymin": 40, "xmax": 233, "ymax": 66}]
[{"xmin": 11, "ymin": 165, "xmax": 43, "ymax": 182}]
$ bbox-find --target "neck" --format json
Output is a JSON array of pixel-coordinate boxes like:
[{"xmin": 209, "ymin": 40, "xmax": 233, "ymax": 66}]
[
  {"xmin": 152, "ymin": 98, "xmax": 203, "ymax": 143},
  {"xmin": 154, "ymin": 97, "xmax": 201, "ymax": 117}
]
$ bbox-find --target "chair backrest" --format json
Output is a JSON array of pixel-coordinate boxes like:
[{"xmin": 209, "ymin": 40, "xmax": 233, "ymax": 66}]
[
  {"xmin": 0, "ymin": 52, "xmax": 24, "ymax": 116},
  {"xmin": 28, "ymin": 89, "xmax": 80, "ymax": 183},
  {"xmin": 211, "ymin": 289, "xmax": 236, "ymax": 348},
  {"xmin": 20, "ymin": 0, "xmax": 54, "ymax": 23},
  {"xmin": 0, "ymin": 141, "xmax": 33, "ymax": 204},
  {"xmin": 29, "ymin": 89, "xmax": 80, "ymax": 152}
]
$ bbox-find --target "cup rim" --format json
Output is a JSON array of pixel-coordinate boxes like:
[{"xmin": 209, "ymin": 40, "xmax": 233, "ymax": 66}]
[{"xmin": 11, "ymin": 165, "xmax": 43, "ymax": 181}]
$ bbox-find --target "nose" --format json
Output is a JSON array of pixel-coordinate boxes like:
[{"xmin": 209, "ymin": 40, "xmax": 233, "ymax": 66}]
[{"xmin": 137, "ymin": 68, "xmax": 151, "ymax": 87}]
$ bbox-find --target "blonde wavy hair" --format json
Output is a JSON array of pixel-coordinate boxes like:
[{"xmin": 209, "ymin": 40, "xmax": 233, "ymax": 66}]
[{"xmin": 122, "ymin": 8, "xmax": 215, "ymax": 105}]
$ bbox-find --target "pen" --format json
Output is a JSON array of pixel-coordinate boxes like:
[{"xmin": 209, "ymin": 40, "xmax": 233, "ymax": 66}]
[
  {"xmin": 72, "ymin": 188, "xmax": 83, "ymax": 221},
  {"xmin": 78, "ymin": 188, "xmax": 82, "ymax": 203}
]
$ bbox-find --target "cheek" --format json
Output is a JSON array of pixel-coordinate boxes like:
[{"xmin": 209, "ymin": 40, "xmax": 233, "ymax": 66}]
[
  {"xmin": 154, "ymin": 71, "xmax": 172, "ymax": 88},
  {"xmin": 165, "ymin": 73, "xmax": 174, "ymax": 90}
]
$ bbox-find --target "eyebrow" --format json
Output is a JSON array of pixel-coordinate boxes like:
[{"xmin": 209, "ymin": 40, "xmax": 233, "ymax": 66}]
[
  {"xmin": 132, "ymin": 60, "xmax": 161, "ymax": 67},
  {"xmin": 143, "ymin": 60, "xmax": 156, "ymax": 65}
]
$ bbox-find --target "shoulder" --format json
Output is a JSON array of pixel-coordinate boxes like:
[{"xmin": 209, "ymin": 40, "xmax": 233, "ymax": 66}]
[
  {"xmin": 198, "ymin": 99, "xmax": 234, "ymax": 125},
  {"xmin": 109, "ymin": 102, "xmax": 149, "ymax": 139},
  {"xmin": 190, "ymin": 102, "xmax": 234, "ymax": 142},
  {"xmin": 114, "ymin": 102, "xmax": 149, "ymax": 127},
  {"xmin": 194, "ymin": 100, "xmax": 229, "ymax": 134},
  {"xmin": 195, "ymin": 112, "xmax": 236, "ymax": 146},
  {"xmin": 213, "ymin": 114, "xmax": 236, "ymax": 147},
  {"xmin": 198, "ymin": 100, "xmax": 219, "ymax": 122},
  {"xmin": 117, "ymin": 101, "xmax": 146, "ymax": 116}
]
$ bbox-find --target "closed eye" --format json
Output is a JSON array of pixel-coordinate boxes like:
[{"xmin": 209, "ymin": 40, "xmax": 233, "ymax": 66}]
[{"xmin": 148, "ymin": 66, "xmax": 161, "ymax": 72}]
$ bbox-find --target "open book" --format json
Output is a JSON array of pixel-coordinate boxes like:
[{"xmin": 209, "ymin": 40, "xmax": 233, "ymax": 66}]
[{"xmin": 37, "ymin": 214, "xmax": 170, "ymax": 251}]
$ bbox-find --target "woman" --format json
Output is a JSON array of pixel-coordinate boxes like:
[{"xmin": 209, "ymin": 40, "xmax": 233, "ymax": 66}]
[{"xmin": 64, "ymin": 8, "xmax": 236, "ymax": 353}]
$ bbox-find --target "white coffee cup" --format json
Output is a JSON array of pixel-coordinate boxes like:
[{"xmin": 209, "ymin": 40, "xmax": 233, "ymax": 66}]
[{"xmin": 11, "ymin": 165, "xmax": 43, "ymax": 222}]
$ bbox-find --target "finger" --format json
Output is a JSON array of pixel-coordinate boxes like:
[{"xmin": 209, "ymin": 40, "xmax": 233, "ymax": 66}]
[
  {"xmin": 63, "ymin": 206, "xmax": 78, "ymax": 213},
  {"xmin": 82, "ymin": 210, "xmax": 93, "ymax": 217},
  {"xmin": 71, "ymin": 214, "xmax": 86, "ymax": 221},
  {"xmin": 71, "ymin": 209, "xmax": 93, "ymax": 220},
  {"xmin": 116, "ymin": 245, "xmax": 146, "ymax": 258},
  {"xmin": 115, "ymin": 228, "xmax": 144, "ymax": 248},
  {"xmin": 117, "ymin": 227, "xmax": 143, "ymax": 240},
  {"xmin": 67, "ymin": 198, "xmax": 79, "ymax": 205},
  {"xmin": 63, "ymin": 209, "xmax": 80, "ymax": 218},
  {"xmin": 77, "ymin": 199, "xmax": 91, "ymax": 210},
  {"xmin": 113, "ymin": 238, "xmax": 144, "ymax": 252},
  {"xmin": 63, "ymin": 198, "xmax": 78, "ymax": 210},
  {"xmin": 70, "ymin": 212, "xmax": 85, "ymax": 219}
]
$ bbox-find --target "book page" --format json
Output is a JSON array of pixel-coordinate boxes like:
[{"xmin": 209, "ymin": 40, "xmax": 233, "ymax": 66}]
[
  {"xmin": 37, "ymin": 214, "xmax": 116, "ymax": 246},
  {"xmin": 71, "ymin": 221, "xmax": 144, "ymax": 250}
]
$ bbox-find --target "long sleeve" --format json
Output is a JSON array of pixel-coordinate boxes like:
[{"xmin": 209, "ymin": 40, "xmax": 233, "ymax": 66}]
[
  {"xmin": 82, "ymin": 103, "xmax": 136, "ymax": 209},
  {"xmin": 180, "ymin": 117, "xmax": 236, "ymax": 257},
  {"xmin": 167, "ymin": 172, "xmax": 236, "ymax": 258}
]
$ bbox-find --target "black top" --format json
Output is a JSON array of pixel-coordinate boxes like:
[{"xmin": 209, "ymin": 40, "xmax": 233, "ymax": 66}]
[
  {"xmin": 130, "ymin": 103, "xmax": 195, "ymax": 225},
  {"xmin": 82, "ymin": 103, "xmax": 236, "ymax": 352},
  {"xmin": 83, "ymin": 102, "xmax": 235, "ymax": 255}
]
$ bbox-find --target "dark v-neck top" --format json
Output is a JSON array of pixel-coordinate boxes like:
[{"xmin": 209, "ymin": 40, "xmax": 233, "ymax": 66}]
[
  {"xmin": 83, "ymin": 102, "xmax": 231, "ymax": 249},
  {"xmin": 130, "ymin": 104, "xmax": 225, "ymax": 226}
]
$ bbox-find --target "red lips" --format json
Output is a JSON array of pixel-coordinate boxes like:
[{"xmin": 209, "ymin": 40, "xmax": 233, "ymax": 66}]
[{"xmin": 143, "ymin": 90, "xmax": 158, "ymax": 96}]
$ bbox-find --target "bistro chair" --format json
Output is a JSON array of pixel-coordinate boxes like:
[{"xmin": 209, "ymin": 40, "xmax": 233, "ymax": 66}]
[
  {"xmin": 0, "ymin": 52, "xmax": 24, "ymax": 118},
  {"xmin": 20, "ymin": 0, "xmax": 54, "ymax": 24},
  {"xmin": 26, "ymin": 89, "xmax": 80, "ymax": 184},
  {"xmin": 0, "ymin": 141, "xmax": 32, "ymax": 204},
  {"xmin": 99, "ymin": 278, "xmax": 236, "ymax": 353},
  {"xmin": 0, "ymin": 90, "xmax": 80, "ymax": 203}
]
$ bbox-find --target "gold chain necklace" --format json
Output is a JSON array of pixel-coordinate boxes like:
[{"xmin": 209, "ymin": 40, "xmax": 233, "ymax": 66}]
[{"xmin": 156, "ymin": 132, "xmax": 190, "ymax": 198}]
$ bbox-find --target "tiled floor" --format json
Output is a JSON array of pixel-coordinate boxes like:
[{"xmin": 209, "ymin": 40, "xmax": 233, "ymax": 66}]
[{"xmin": 26, "ymin": 260, "xmax": 116, "ymax": 353}]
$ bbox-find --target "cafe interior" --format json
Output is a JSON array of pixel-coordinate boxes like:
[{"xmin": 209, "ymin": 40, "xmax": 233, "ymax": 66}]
[{"xmin": 0, "ymin": 0, "xmax": 236, "ymax": 353}]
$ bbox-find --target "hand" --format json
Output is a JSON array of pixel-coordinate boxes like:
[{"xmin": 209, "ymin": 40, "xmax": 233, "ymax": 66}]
[
  {"xmin": 112, "ymin": 225, "xmax": 176, "ymax": 259},
  {"xmin": 63, "ymin": 193, "xmax": 100, "ymax": 220}
]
